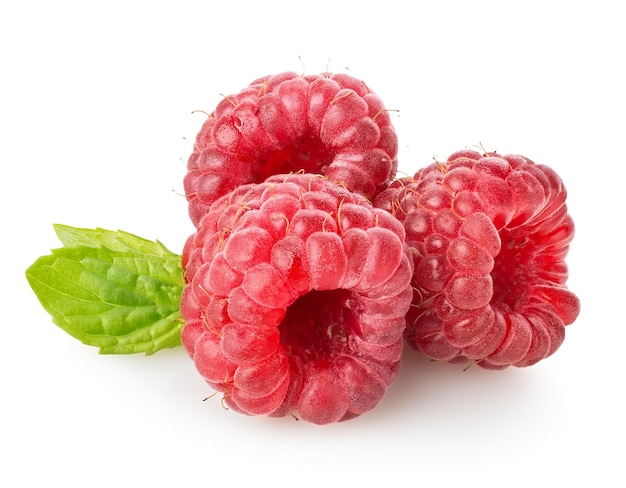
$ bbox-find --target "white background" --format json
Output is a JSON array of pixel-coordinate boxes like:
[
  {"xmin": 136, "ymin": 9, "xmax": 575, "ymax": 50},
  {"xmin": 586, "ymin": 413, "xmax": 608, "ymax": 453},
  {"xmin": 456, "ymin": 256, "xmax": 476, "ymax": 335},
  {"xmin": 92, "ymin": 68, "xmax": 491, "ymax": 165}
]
[{"xmin": 2, "ymin": 1, "xmax": 623, "ymax": 486}]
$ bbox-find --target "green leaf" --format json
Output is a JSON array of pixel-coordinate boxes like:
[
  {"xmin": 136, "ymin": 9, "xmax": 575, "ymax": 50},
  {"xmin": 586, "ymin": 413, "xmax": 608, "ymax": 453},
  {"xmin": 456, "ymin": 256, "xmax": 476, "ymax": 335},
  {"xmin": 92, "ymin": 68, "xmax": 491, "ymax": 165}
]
[{"xmin": 25, "ymin": 226, "xmax": 185, "ymax": 355}]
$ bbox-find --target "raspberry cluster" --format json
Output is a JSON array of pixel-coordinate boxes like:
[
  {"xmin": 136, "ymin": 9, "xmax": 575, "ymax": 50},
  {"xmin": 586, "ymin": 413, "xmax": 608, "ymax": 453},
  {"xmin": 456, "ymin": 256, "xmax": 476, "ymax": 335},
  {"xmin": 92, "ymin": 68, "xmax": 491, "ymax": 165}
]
[{"xmin": 180, "ymin": 72, "xmax": 580, "ymax": 424}]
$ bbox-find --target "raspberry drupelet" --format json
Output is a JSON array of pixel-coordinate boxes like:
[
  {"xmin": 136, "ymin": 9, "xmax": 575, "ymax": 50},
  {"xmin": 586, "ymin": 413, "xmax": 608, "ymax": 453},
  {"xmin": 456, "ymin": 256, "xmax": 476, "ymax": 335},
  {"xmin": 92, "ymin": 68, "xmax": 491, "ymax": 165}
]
[
  {"xmin": 181, "ymin": 174, "xmax": 413, "ymax": 424},
  {"xmin": 183, "ymin": 71, "xmax": 399, "ymax": 227},
  {"xmin": 374, "ymin": 149, "xmax": 580, "ymax": 370}
]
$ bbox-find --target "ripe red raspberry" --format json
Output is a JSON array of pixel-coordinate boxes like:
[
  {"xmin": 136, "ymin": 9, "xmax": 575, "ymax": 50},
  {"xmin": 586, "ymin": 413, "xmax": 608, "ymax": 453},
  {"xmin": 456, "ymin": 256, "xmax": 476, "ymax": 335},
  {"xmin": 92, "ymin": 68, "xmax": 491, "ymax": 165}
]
[
  {"xmin": 183, "ymin": 71, "xmax": 399, "ymax": 226},
  {"xmin": 181, "ymin": 174, "xmax": 412, "ymax": 424},
  {"xmin": 374, "ymin": 149, "xmax": 580, "ymax": 369}
]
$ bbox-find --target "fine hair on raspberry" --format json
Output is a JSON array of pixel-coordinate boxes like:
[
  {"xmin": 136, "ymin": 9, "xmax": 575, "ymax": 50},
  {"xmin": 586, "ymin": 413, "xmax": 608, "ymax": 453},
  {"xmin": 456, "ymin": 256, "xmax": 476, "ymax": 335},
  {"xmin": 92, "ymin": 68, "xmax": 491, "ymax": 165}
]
[
  {"xmin": 374, "ymin": 149, "xmax": 580, "ymax": 370},
  {"xmin": 183, "ymin": 71, "xmax": 399, "ymax": 227},
  {"xmin": 181, "ymin": 173, "xmax": 413, "ymax": 424}
]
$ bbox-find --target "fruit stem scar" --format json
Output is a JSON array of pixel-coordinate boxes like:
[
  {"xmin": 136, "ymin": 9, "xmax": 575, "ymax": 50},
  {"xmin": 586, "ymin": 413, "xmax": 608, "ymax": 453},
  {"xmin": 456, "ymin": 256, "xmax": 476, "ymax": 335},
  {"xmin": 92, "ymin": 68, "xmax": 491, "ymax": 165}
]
[
  {"xmin": 390, "ymin": 199, "xmax": 406, "ymax": 218},
  {"xmin": 417, "ymin": 291, "xmax": 441, "ymax": 308},
  {"xmin": 462, "ymin": 360, "xmax": 476, "ymax": 372},
  {"xmin": 219, "ymin": 396, "xmax": 230, "ymax": 411},
  {"xmin": 469, "ymin": 142, "xmax": 491, "ymax": 156},
  {"xmin": 191, "ymin": 109, "xmax": 211, "ymax": 118},
  {"xmin": 232, "ymin": 202, "xmax": 252, "ymax": 226},
  {"xmin": 411, "ymin": 286, "xmax": 424, "ymax": 304},
  {"xmin": 217, "ymin": 228, "xmax": 231, "ymax": 252},
  {"xmin": 330, "ymin": 90, "xmax": 354, "ymax": 105},
  {"xmin": 298, "ymin": 55, "xmax": 306, "ymax": 77},
  {"xmin": 265, "ymin": 183, "xmax": 276, "ymax": 197},
  {"xmin": 335, "ymin": 180, "xmax": 350, "ymax": 192},
  {"xmin": 197, "ymin": 284, "xmax": 211, "ymax": 299},
  {"xmin": 182, "ymin": 135, "xmax": 194, "ymax": 146},
  {"xmin": 307, "ymin": 174, "xmax": 326, "ymax": 193},
  {"xmin": 372, "ymin": 108, "xmax": 399, "ymax": 121},
  {"xmin": 401, "ymin": 186, "xmax": 419, "ymax": 202},
  {"xmin": 271, "ymin": 214, "xmax": 291, "ymax": 236},
  {"xmin": 298, "ymin": 188, "xmax": 309, "ymax": 209},
  {"xmin": 432, "ymin": 157, "xmax": 448, "ymax": 174},
  {"xmin": 394, "ymin": 170, "xmax": 412, "ymax": 181},
  {"xmin": 203, "ymin": 391, "xmax": 218, "ymax": 401},
  {"xmin": 449, "ymin": 190, "xmax": 465, "ymax": 219},
  {"xmin": 201, "ymin": 311, "xmax": 222, "ymax": 337},
  {"xmin": 322, "ymin": 212, "xmax": 334, "ymax": 232},
  {"xmin": 220, "ymin": 94, "xmax": 237, "ymax": 108},
  {"xmin": 407, "ymin": 246, "xmax": 424, "ymax": 258},
  {"xmin": 336, "ymin": 198, "xmax": 346, "ymax": 234},
  {"xmin": 255, "ymin": 80, "xmax": 269, "ymax": 101}
]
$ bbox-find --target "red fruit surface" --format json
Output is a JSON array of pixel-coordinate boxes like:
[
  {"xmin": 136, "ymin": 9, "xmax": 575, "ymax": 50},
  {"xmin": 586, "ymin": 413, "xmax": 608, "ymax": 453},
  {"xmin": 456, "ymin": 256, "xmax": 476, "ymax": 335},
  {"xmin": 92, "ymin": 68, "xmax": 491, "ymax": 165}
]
[
  {"xmin": 374, "ymin": 149, "xmax": 580, "ymax": 369},
  {"xmin": 181, "ymin": 174, "xmax": 412, "ymax": 423},
  {"xmin": 183, "ymin": 71, "xmax": 399, "ymax": 226}
]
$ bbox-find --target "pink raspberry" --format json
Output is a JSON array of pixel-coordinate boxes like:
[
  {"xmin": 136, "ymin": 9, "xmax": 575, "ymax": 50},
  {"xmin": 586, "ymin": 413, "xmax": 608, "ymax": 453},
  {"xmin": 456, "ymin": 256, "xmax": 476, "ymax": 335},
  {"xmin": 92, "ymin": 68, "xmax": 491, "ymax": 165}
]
[
  {"xmin": 181, "ymin": 173, "xmax": 412, "ymax": 424},
  {"xmin": 374, "ymin": 149, "xmax": 580, "ymax": 369},
  {"xmin": 183, "ymin": 71, "xmax": 399, "ymax": 226}
]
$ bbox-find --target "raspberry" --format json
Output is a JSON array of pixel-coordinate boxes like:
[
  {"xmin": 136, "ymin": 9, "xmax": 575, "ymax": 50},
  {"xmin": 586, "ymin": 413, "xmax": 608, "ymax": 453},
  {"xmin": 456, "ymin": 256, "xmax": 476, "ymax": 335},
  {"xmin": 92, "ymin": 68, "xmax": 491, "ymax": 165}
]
[
  {"xmin": 183, "ymin": 71, "xmax": 399, "ymax": 226},
  {"xmin": 181, "ymin": 173, "xmax": 412, "ymax": 423},
  {"xmin": 374, "ymin": 149, "xmax": 580, "ymax": 369}
]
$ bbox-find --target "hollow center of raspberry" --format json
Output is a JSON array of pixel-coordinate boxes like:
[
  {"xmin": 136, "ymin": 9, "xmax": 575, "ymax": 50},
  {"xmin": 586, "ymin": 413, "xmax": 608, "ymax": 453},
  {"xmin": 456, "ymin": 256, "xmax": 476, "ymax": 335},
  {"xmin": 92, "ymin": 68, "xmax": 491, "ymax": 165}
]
[
  {"xmin": 250, "ymin": 137, "xmax": 334, "ymax": 183},
  {"xmin": 278, "ymin": 289, "xmax": 358, "ymax": 362},
  {"xmin": 491, "ymin": 231, "xmax": 536, "ymax": 310}
]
